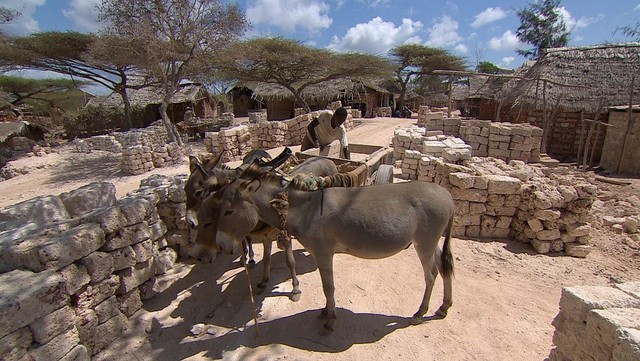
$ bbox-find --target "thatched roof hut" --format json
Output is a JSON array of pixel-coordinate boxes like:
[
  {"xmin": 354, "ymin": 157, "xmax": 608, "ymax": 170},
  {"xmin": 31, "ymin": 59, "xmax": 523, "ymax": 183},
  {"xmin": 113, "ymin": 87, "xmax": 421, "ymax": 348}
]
[
  {"xmin": 87, "ymin": 83, "xmax": 210, "ymax": 108},
  {"xmin": 230, "ymin": 78, "xmax": 393, "ymax": 119},
  {"xmin": 86, "ymin": 83, "xmax": 215, "ymax": 124},
  {"xmin": 238, "ymin": 78, "xmax": 390, "ymax": 102},
  {"xmin": 500, "ymin": 44, "xmax": 640, "ymax": 113}
]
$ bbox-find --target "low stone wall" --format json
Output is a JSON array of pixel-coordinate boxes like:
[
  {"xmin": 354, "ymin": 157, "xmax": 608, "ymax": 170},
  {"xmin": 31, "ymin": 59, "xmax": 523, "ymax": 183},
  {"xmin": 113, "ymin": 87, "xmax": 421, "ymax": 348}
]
[
  {"xmin": 84, "ymin": 135, "xmax": 122, "ymax": 153},
  {"xmin": 417, "ymin": 107, "xmax": 461, "ymax": 136},
  {"xmin": 394, "ymin": 122, "xmax": 542, "ymax": 165},
  {"xmin": 549, "ymin": 283, "xmax": 640, "ymax": 361},
  {"xmin": 204, "ymin": 111, "xmax": 355, "ymax": 160},
  {"xmin": 416, "ymin": 108, "xmax": 543, "ymax": 163},
  {"xmin": 0, "ymin": 175, "xmax": 192, "ymax": 360},
  {"xmin": 398, "ymin": 147, "xmax": 597, "ymax": 256},
  {"xmin": 70, "ymin": 124, "xmax": 184, "ymax": 175},
  {"xmin": 372, "ymin": 106, "xmax": 392, "ymax": 117}
]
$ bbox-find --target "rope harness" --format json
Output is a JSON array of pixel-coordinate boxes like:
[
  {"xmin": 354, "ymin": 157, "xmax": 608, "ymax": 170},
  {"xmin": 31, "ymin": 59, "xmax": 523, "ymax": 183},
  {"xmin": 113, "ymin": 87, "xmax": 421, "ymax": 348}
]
[{"xmin": 269, "ymin": 191, "xmax": 291, "ymax": 249}]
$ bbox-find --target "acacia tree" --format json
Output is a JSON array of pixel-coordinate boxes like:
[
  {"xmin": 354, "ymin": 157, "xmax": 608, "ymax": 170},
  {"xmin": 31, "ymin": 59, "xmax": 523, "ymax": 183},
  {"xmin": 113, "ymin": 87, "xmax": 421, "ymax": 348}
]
[
  {"xmin": 98, "ymin": 0, "xmax": 249, "ymax": 145},
  {"xmin": 0, "ymin": 76, "xmax": 86, "ymax": 105},
  {"xmin": 389, "ymin": 44, "xmax": 467, "ymax": 109},
  {"xmin": 516, "ymin": 0, "xmax": 570, "ymax": 59},
  {"xmin": 216, "ymin": 37, "xmax": 393, "ymax": 112},
  {"xmin": 0, "ymin": 31, "xmax": 142, "ymax": 130}
]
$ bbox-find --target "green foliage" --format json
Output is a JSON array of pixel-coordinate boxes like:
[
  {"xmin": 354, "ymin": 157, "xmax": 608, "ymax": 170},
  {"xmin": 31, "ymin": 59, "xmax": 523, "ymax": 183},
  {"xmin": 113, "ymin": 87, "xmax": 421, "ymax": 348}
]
[
  {"xmin": 476, "ymin": 61, "xmax": 500, "ymax": 74},
  {"xmin": 0, "ymin": 75, "xmax": 87, "ymax": 105},
  {"xmin": 389, "ymin": 44, "xmax": 467, "ymax": 106},
  {"xmin": 516, "ymin": 0, "xmax": 570, "ymax": 59},
  {"xmin": 217, "ymin": 36, "xmax": 392, "ymax": 111},
  {"xmin": 62, "ymin": 105, "xmax": 149, "ymax": 138}
]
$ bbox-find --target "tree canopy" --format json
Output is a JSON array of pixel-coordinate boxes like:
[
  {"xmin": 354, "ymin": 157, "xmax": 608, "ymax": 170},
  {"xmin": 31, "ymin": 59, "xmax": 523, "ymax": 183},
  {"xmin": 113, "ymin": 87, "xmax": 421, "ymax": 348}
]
[
  {"xmin": 476, "ymin": 61, "xmax": 500, "ymax": 74},
  {"xmin": 0, "ymin": 31, "xmax": 143, "ymax": 129},
  {"xmin": 389, "ymin": 44, "xmax": 467, "ymax": 109},
  {"xmin": 0, "ymin": 75, "xmax": 87, "ymax": 105},
  {"xmin": 516, "ymin": 0, "xmax": 570, "ymax": 59},
  {"xmin": 98, "ymin": 0, "xmax": 249, "ymax": 144},
  {"xmin": 216, "ymin": 36, "xmax": 392, "ymax": 112}
]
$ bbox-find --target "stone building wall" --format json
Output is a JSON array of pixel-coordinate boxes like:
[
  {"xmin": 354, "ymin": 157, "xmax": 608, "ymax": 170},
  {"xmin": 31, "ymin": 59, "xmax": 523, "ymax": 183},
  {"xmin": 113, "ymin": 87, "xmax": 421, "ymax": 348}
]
[{"xmin": 600, "ymin": 108, "xmax": 640, "ymax": 176}]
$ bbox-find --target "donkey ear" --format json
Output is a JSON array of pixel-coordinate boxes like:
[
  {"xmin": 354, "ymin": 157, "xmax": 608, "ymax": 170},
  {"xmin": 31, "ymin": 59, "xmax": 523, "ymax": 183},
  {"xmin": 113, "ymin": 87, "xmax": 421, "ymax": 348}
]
[
  {"xmin": 189, "ymin": 155, "xmax": 201, "ymax": 173},
  {"xmin": 240, "ymin": 178, "xmax": 261, "ymax": 194}
]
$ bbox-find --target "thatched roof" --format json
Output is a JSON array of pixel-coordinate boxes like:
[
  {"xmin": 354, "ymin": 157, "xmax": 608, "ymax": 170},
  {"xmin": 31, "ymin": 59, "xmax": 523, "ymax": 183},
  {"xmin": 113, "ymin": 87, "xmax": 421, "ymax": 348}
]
[
  {"xmin": 235, "ymin": 78, "xmax": 391, "ymax": 101},
  {"xmin": 86, "ymin": 83, "xmax": 210, "ymax": 108},
  {"xmin": 501, "ymin": 43, "xmax": 640, "ymax": 113}
]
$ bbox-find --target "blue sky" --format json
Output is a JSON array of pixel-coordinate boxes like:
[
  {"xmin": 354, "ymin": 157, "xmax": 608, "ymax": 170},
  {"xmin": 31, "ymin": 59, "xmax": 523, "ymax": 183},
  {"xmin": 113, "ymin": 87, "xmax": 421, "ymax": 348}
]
[{"xmin": 1, "ymin": 0, "xmax": 639, "ymax": 87}]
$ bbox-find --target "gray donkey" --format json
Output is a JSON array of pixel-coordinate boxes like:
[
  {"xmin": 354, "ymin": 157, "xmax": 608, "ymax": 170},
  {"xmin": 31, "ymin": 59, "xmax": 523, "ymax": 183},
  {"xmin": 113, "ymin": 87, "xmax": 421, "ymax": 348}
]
[{"xmin": 212, "ymin": 162, "xmax": 455, "ymax": 331}]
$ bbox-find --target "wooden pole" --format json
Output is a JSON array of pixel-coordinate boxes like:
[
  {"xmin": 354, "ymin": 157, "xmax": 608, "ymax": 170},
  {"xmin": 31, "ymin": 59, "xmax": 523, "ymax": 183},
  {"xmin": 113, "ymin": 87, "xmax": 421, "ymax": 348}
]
[
  {"xmin": 540, "ymin": 80, "xmax": 549, "ymax": 154},
  {"xmin": 616, "ymin": 74, "xmax": 636, "ymax": 174},
  {"xmin": 576, "ymin": 111, "xmax": 585, "ymax": 168},
  {"xmin": 447, "ymin": 75, "xmax": 453, "ymax": 118},
  {"xmin": 581, "ymin": 101, "xmax": 604, "ymax": 170},
  {"xmin": 542, "ymin": 94, "xmax": 562, "ymax": 155}
]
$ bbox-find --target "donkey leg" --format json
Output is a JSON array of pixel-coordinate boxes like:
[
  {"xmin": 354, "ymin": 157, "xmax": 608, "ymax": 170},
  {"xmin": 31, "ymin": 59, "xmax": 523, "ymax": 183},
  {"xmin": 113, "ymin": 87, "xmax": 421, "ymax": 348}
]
[
  {"xmin": 315, "ymin": 255, "xmax": 336, "ymax": 332},
  {"xmin": 283, "ymin": 237, "xmax": 301, "ymax": 302},
  {"xmin": 247, "ymin": 237, "xmax": 256, "ymax": 267},
  {"xmin": 410, "ymin": 242, "xmax": 438, "ymax": 325},
  {"xmin": 433, "ymin": 247, "xmax": 453, "ymax": 318},
  {"xmin": 257, "ymin": 238, "xmax": 273, "ymax": 291}
]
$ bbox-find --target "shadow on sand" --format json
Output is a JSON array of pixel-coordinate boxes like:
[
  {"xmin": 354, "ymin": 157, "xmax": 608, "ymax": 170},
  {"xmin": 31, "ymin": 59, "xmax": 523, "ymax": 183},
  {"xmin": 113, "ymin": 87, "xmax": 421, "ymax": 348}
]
[
  {"xmin": 144, "ymin": 249, "xmax": 437, "ymax": 359},
  {"xmin": 46, "ymin": 152, "xmax": 122, "ymax": 184}
]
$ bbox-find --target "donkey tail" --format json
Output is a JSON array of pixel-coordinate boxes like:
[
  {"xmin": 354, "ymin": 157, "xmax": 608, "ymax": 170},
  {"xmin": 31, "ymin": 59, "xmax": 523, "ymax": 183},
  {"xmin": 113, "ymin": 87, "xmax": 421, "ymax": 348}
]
[{"xmin": 441, "ymin": 215, "xmax": 454, "ymax": 277}]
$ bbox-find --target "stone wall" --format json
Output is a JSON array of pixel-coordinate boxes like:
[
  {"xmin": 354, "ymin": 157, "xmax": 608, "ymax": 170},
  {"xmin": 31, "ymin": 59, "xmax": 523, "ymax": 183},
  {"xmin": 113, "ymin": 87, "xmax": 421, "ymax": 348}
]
[
  {"xmin": 396, "ymin": 142, "xmax": 597, "ymax": 256},
  {"xmin": 417, "ymin": 106, "xmax": 543, "ymax": 163},
  {"xmin": 600, "ymin": 109, "xmax": 640, "ymax": 176},
  {"xmin": 372, "ymin": 106, "xmax": 392, "ymax": 117},
  {"xmin": 549, "ymin": 283, "xmax": 640, "ymax": 361},
  {"xmin": 0, "ymin": 175, "xmax": 191, "ymax": 360},
  {"xmin": 204, "ymin": 111, "xmax": 355, "ymax": 160}
]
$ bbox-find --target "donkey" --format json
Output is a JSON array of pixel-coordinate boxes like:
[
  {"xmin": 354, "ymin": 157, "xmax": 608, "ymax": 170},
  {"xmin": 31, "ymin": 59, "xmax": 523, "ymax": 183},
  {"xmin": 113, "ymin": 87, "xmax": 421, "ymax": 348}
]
[
  {"xmin": 191, "ymin": 154, "xmax": 339, "ymax": 300},
  {"xmin": 214, "ymin": 162, "xmax": 455, "ymax": 331}
]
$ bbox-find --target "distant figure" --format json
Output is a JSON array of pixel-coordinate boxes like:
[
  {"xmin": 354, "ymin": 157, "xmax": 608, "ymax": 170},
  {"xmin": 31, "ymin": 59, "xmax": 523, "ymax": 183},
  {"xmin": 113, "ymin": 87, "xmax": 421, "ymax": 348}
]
[
  {"xmin": 184, "ymin": 106, "xmax": 195, "ymax": 124},
  {"xmin": 301, "ymin": 107, "xmax": 350, "ymax": 159}
]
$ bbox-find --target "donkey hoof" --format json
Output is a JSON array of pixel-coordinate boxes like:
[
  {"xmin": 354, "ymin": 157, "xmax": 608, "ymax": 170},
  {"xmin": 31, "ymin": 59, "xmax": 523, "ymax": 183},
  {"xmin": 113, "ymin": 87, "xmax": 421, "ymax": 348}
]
[
  {"xmin": 410, "ymin": 316, "xmax": 423, "ymax": 325},
  {"xmin": 248, "ymin": 260, "xmax": 256, "ymax": 269},
  {"xmin": 435, "ymin": 307, "xmax": 449, "ymax": 319},
  {"xmin": 257, "ymin": 281, "xmax": 268, "ymax": 289},
  {"xmin": 290, "ymin": 290, "xmax": 301, "ymax": 302}
]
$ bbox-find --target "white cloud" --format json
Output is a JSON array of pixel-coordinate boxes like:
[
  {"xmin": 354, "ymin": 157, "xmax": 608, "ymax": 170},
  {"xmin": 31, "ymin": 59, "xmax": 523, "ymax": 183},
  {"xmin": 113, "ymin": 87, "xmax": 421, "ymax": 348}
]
[
  {"xmin": 0, "ymin": 0, "xmax": 46, "ymax": 35},
  {"xmin": 488, "ymin": 30, "xmax": 521, "ymax": 51},
  {"xmin": 356, "ymin": 0, "xmax": 390, "ymax": 7},
  {"xmin": 247, "ymin": 0, "xmax": 332, "ymax": 33},
  {"xmin": 454, "ymin": 44, "xmax": 468, "ymax": 54},
  {"xmin": 328, "ymin": 17, "xmax": 423, "ymax": 54},
  {"xmin": 471, "ymin": 7, "xmax": 507, "ymax": 28},
  {"xmin": 62, "ymin": 0, "xmax": 102, "ymax": 33},
  {"xmin": 557, "ymin": 7, "xmax": 602, "ymax": 31},
  {"xmin": 501, "ymin": 56, "xmax": 515, "ymax": 67},
  {"xmin": 634, "ymin": 4, "xmax": 640, "ymax": 11},
  {"xmin": 426, "ymin": 15, "xmax": 462, "ymax": 47}
]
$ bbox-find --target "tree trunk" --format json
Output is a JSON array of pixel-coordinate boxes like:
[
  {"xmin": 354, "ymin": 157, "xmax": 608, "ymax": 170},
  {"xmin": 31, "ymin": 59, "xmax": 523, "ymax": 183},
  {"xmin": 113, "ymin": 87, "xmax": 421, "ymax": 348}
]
[
  {"xmin": 118, "ymin": 88, "xmax": 133, "ymax": 131},
  {"xmin": 159, "ymin": 101, "xmax": 183, "ymax": 146}
]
